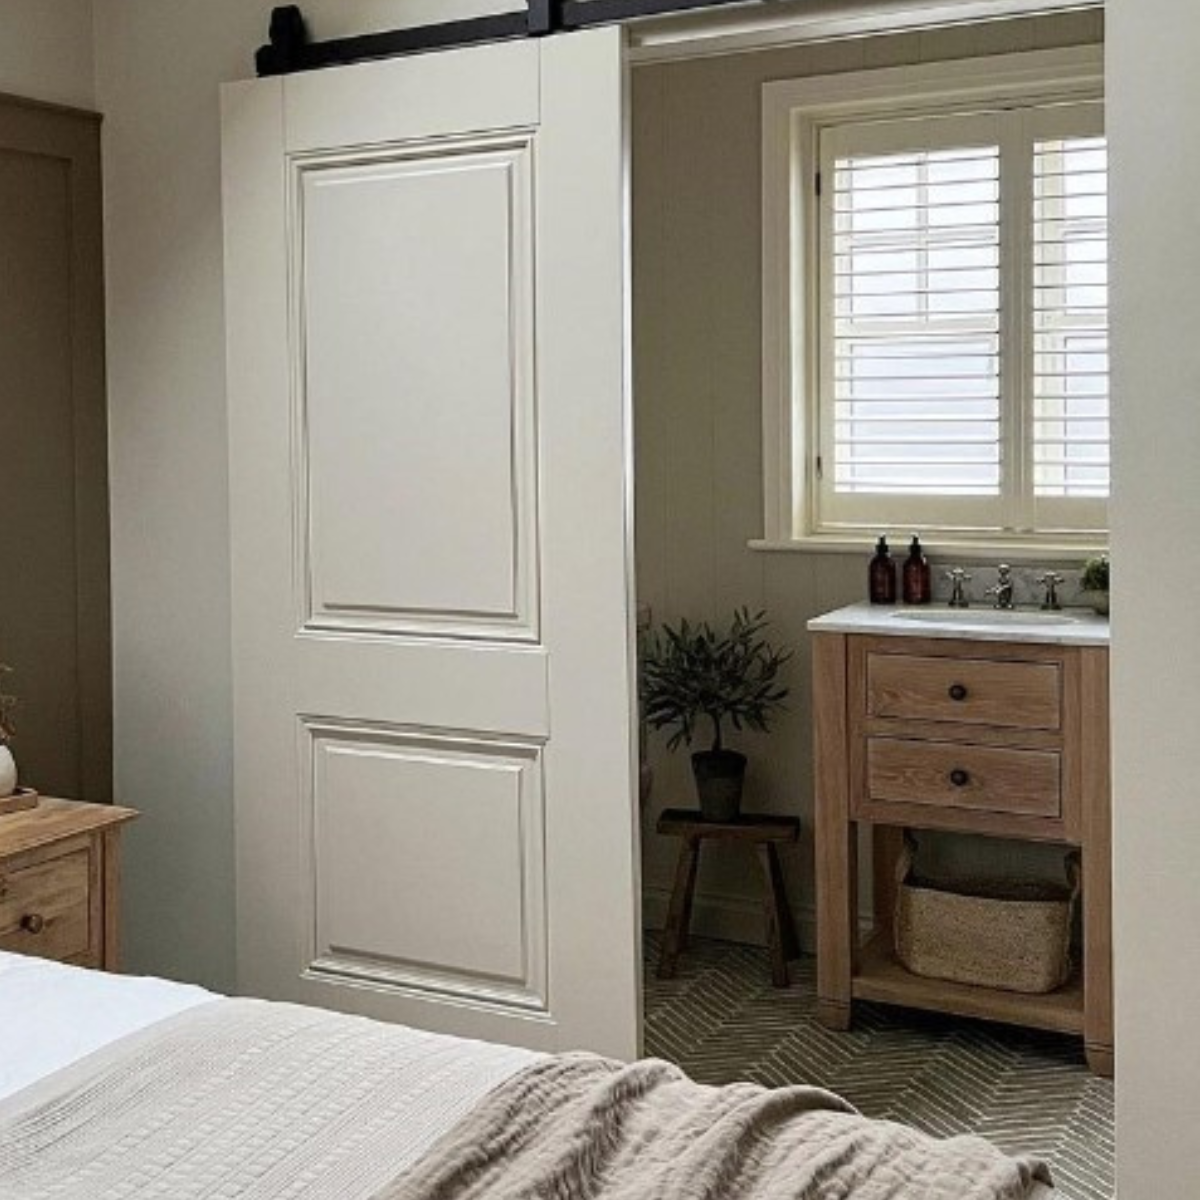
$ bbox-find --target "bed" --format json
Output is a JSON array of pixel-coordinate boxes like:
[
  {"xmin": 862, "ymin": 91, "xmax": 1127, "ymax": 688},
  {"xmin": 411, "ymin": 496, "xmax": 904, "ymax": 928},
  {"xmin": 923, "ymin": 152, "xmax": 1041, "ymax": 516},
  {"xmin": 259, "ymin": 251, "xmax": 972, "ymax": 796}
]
[{"xmin": 0, "ymin": 950, "xmax": 1056, "ymax": 1199}]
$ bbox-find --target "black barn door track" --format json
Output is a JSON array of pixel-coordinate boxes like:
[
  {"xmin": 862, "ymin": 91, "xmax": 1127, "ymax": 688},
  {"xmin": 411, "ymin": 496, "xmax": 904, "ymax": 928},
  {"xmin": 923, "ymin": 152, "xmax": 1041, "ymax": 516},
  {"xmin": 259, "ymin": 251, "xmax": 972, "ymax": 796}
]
[{"xmin": 257, "ymin": 0, "xmax": 766, "ymax": 76}]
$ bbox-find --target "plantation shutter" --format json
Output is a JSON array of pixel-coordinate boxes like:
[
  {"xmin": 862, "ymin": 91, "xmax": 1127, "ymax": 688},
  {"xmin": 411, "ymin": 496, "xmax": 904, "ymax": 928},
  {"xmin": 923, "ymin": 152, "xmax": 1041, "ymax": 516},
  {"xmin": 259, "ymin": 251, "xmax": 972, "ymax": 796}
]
[{"xmin": 813, "ymin": 101, "xmax": 1108, "ymax": 537}]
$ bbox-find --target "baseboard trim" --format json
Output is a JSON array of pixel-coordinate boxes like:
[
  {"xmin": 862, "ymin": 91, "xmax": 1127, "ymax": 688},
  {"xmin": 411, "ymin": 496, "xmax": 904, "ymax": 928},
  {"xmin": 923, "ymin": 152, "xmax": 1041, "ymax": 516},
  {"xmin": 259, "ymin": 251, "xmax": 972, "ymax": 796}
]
[{"xmin": 642, "ymin": 886, "xmax": 875, "ymax": 953}]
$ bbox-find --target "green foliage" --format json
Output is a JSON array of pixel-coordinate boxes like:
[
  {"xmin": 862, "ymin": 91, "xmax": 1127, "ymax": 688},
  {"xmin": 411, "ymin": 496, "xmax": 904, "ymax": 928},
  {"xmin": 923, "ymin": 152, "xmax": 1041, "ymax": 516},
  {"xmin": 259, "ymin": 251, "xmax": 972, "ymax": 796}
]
[
  {"xmin": 0, "ymin": 664, "xmax": 14, "ymax": 746},
  {"xmin": 641, "ymin": 609, "xmax": 792, "ymax": 753},
  {"xmin": 1081, "ymin": 555, "xmax": 1110, "ymax": 593}
]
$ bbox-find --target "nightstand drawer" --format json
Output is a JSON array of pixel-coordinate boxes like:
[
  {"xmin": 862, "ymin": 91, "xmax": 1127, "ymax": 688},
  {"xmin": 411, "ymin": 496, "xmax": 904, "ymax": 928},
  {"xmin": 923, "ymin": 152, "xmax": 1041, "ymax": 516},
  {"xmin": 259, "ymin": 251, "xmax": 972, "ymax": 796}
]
[
  {"xmin": 865, "ymin": 737, "xmax": 1062, "ymax": 819},
  {"xmin": 866, "ymin": 653, "xmax": 1062, "ymax": 731},
  {"xmin": 0, "ymin": 849, "xmax": 92, "ymax": 961}
]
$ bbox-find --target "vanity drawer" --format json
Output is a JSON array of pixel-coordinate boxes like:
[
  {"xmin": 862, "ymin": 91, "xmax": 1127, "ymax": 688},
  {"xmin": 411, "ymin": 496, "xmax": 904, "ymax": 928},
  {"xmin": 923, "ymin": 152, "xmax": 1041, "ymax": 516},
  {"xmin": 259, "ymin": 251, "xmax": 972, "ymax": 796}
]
[
  {"xmin": 866, "ymin": 652, "xmax": 1062, "ymax": 731},
  {"xmin": 865, "ymin": 737, "xmax": 1062, "ymax": 819},
  {"xmin": 0, "ymin": 848, "xmax": 93, "ymax": 961}
]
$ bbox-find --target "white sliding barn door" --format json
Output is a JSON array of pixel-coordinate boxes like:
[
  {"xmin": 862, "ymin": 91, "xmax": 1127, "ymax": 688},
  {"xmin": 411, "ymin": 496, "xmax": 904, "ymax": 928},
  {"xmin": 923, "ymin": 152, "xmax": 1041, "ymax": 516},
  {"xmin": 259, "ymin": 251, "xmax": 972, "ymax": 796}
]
[{"xmin": 222, "ymin": 28, "xmax": 640, "ymax": 1057}]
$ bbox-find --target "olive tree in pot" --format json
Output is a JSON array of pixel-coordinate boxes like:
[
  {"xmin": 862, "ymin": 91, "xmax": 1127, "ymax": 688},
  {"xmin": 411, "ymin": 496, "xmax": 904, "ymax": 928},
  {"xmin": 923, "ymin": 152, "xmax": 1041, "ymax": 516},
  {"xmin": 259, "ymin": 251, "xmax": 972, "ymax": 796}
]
[{"xmin": 641, "ymin": 609, "xmax": 791, "ymax": 821}]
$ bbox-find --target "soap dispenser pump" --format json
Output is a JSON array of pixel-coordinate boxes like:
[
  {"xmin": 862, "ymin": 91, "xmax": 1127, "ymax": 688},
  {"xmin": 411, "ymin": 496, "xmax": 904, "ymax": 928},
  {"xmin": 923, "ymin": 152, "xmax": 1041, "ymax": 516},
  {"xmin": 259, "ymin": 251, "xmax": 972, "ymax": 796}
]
[
  {"xmin": 902, "ymin": 535, "xmax": 932, "ymax": 605},
  {"xmin": 868, "ymin": 536, "xmax": 897, "ymax": 605}
]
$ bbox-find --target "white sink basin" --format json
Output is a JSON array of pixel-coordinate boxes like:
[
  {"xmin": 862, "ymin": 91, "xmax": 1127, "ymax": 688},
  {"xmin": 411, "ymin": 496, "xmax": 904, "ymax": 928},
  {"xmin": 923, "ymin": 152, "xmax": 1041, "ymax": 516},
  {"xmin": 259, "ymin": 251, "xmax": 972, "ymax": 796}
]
[
  {"xmin": 806, "ymin": 602, "xmax": 1109, "ymax": 646},
  {"xmin": 891, "ymin": 608, "xmax": 1081, "ymax": 627}
]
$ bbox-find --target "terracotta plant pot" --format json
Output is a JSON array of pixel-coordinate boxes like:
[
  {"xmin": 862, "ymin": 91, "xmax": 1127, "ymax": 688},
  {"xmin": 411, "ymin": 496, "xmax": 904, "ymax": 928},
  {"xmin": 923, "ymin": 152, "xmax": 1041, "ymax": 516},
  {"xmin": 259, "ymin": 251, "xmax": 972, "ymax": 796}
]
[{"xmin": 691, "ymin": 750, "xmax": 747, "ymax": 822}]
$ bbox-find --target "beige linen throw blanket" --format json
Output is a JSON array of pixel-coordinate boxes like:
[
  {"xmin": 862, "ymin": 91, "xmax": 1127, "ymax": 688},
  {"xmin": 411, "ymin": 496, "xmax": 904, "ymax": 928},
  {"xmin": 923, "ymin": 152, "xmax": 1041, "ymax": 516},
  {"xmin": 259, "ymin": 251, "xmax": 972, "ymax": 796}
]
[
  {"xmin": 383, "ymin": 1051, "xmax": 1052, "ymax": 1200},
  {"xmin": 0, "ymin": 997, "xmax": 1052, "ymax": 1199}
]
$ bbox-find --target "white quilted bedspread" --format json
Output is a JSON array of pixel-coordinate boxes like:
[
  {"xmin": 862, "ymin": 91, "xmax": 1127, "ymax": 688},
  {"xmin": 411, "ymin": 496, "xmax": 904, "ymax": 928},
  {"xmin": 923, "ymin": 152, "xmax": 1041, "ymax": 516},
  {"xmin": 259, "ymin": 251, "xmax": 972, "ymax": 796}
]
[{"xmin": 0, "ymin": 996, "xmax": 538, "ymax": 1199}]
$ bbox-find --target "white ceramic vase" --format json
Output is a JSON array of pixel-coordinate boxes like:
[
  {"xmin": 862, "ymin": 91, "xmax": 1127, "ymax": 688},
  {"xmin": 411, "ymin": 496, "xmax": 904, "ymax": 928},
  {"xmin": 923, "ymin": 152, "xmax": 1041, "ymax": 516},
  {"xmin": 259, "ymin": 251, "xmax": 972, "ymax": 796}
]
[{"xmin": 0, "ymin": 745, "xmax": 17, "ymax": 798}]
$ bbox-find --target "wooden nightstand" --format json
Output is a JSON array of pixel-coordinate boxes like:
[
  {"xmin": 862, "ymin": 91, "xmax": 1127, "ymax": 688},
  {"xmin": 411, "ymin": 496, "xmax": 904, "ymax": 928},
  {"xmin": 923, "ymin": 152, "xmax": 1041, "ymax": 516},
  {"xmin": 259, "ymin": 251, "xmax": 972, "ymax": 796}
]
[{"xmin": 0, "ymin": 799, "xmax": 138, "ymax": 971}]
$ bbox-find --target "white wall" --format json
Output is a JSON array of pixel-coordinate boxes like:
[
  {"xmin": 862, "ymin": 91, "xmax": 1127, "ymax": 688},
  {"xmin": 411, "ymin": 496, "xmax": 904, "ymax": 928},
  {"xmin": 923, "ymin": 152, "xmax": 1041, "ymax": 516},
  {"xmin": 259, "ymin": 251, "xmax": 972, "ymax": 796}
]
[
  {"xmin": 633, "ymin": 10, "xmax": 1104, "ymax": 947},
  {"xmin": 1108, "ymin": 2, "xmax": 1200, "ymax": 1193},
  {"xmin": 91, "ymin": 0, "xmax": 506, "ymax": 990},
  {"xmin": 0, "ymin": 0, "xmax": 94, "ymax": 109}
]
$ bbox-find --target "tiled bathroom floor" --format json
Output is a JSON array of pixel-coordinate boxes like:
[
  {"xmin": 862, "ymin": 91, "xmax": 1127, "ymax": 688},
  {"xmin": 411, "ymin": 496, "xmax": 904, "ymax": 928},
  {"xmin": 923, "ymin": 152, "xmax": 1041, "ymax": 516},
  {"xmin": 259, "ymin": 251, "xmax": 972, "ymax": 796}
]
[{"xmin": 643, "ymin": 932, "xmax": 1113, "ymax": 1200}]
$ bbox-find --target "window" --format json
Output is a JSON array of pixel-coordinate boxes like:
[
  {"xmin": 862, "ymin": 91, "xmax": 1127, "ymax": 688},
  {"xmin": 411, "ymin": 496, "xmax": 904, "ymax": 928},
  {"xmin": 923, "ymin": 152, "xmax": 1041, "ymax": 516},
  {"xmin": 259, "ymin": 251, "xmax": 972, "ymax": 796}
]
[{"xmin": 762, "ymin": 51, "xmax": 1107, "ymax": 550}]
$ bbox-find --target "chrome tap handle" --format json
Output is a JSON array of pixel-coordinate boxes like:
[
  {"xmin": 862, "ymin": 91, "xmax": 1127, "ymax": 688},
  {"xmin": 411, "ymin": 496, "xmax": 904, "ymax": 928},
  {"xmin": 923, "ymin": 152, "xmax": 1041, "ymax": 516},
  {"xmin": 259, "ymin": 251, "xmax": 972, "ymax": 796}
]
[
  {"xmin": 1037, "ymin": 571, "xmax": 1065, "ymax": 612},
  {"xmin": 984, "ymin": 563, "xmax": 1016, "ymax": 610},
  {"xmin": 944, "ymin": 568, "xmax": 972, "ymax": 609}
]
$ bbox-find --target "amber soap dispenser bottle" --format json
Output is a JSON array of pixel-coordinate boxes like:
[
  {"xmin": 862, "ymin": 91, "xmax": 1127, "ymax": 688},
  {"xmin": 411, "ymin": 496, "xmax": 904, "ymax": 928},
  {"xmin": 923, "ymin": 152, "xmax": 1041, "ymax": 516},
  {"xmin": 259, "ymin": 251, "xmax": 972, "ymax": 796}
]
[
  {"xmin": 902, "ymin": 535, "xmax": 932, "ymax": 605},
  {"xmin": 868, "ymin": 536, "xmax": 897, "ymax": 605}
]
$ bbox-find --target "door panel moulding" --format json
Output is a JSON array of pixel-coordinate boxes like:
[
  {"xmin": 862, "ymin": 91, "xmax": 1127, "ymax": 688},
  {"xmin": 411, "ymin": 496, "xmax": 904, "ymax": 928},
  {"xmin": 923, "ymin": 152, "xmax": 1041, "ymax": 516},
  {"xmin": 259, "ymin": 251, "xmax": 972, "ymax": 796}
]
[{"xmin": 257, "ymin": 0, "xmax": 1103, "ymax": 76}]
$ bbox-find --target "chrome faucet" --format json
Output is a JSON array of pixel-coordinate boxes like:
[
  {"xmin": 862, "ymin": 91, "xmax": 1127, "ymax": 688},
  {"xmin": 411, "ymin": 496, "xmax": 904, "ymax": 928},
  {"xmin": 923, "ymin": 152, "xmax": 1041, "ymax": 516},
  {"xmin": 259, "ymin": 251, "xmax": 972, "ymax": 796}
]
[
  {"xmin": 985, "ymin": 563, "xmax": 1016, "ymax": 610},
  {"xmin": 945, "ymin": 568, "xmax": 972, "ymax": 609},
  {"xmin": 1037, "ymin": 571, "xmax": 1065, "ymax": 612}
]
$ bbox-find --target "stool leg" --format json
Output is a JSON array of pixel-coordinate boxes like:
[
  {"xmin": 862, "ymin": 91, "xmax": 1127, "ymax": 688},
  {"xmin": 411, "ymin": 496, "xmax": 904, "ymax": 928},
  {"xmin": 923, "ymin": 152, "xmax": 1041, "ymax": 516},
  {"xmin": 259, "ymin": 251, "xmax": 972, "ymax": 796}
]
[
  {"xmin": 658, "ymin": 836, "xmax": 700, "ymax": 980},
  {"xmin": 770, "ymin": 843, "xmax": 801, "ymax": 962},
  {"xmin": 756, "ymin": 843, "xmax": 793, "ymax": 988}
]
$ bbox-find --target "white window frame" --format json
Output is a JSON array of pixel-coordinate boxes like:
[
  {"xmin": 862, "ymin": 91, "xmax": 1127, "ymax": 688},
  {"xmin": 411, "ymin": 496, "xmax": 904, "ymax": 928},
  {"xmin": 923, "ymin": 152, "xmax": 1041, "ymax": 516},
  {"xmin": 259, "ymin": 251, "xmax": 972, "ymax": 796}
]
[{"xmin": 759, "ymin": 46, "xmax": 1106, "ymax": 558}]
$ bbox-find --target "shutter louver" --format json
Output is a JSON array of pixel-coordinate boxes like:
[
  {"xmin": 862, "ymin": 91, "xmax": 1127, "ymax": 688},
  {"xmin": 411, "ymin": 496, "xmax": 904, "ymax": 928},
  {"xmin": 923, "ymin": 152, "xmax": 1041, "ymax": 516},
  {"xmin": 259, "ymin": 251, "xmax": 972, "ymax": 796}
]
[{"xmin": 1032, "ymin": 135, "xmax": 1109, "ymax": 499}]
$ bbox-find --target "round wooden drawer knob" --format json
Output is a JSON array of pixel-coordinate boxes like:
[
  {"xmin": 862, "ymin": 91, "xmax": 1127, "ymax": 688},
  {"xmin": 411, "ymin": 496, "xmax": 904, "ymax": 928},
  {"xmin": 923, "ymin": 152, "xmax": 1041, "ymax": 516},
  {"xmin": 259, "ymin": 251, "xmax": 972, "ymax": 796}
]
[
  {"xmin": 948, "ymin": 684, "xmax": 969, "ymax": 702},
  {"xmin": 20, "ymin": 913, "xmax": 45, "ymax": 934}
]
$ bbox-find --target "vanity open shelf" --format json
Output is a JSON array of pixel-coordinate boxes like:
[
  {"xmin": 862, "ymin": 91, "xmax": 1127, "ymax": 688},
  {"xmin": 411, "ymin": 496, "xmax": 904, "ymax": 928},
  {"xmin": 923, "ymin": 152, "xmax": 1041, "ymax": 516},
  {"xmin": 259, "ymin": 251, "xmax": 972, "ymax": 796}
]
[
  {"xmin": 808, "ymin": 604, "xmax": 1112, "ymax": 1076},
  {"xmin": 854, "ymin": 931, "xmax": 1086, "ymax": 1037}
]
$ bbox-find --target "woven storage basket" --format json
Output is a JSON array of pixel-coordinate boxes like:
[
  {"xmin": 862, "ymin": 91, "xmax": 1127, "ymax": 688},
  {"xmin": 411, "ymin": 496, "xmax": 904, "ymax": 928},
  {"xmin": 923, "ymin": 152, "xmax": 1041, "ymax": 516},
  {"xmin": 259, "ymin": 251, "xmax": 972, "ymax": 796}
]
[{"xmin": 894, "ymin": 836, "xmax": 1081, "ymax": 995}]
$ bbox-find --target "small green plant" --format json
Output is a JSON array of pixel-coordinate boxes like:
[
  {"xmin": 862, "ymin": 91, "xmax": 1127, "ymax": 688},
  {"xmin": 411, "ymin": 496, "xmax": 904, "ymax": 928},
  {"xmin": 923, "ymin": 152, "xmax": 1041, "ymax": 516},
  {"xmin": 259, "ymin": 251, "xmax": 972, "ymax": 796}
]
[
  {"xmin": 641, "ymin": 609, "xmax": 792, "ymax": 753},
  {"xmin": 0, "ymin": 664, "xmax": 14, "ymax": 746},
  {"xmin": 1081, "ymin": 555, "xmax": 1110, "ymax": 594}
]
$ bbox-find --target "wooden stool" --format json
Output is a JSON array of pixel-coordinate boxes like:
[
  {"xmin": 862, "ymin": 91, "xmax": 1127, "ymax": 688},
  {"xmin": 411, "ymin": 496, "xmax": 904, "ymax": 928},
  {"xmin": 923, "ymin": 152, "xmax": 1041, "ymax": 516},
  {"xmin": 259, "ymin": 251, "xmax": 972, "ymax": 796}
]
[{"xmin": 656, "ymin": 808, "xmax": 801, "ymax": 987}]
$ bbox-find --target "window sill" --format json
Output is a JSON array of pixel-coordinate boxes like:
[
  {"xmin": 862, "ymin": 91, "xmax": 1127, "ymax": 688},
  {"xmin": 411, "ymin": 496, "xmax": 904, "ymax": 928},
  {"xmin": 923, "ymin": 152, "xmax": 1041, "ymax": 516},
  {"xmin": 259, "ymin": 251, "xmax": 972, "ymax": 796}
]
[{"xmin": 749, "ymin": 535, "xmax": 1107, "ymax": 564}]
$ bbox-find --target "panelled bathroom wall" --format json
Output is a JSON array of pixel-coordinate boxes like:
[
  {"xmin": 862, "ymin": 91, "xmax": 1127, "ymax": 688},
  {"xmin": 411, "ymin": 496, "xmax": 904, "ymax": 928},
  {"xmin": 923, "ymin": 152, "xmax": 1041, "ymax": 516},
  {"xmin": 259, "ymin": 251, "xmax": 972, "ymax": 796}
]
[{"xmin": 632, "ymin": 8, "xmax": 1107, "ymax": 946}]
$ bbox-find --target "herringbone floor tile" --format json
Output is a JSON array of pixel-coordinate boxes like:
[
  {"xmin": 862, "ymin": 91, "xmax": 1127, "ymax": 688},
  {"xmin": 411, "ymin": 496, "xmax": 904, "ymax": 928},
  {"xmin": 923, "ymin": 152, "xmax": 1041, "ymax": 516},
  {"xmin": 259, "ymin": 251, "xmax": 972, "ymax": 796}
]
[{"xmin": 643, "ymin": 932, "xmax": 1113, "ymax": 1200}]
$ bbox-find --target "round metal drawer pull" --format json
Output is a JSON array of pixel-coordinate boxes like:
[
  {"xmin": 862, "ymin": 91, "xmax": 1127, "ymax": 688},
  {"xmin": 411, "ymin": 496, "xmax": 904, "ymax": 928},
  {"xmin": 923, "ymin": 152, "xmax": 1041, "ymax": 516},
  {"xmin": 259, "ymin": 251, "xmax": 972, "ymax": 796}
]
[
  {"xmin": 20, "ymin": 913, "xmax": 45, "ymax": 935},
  {"xmin": 949, "ymin": 769, "xmax": 971, "ymax": 788},
  {"xmin": 948, "ymin": 684, "xmax": 969, "ymax": 702}
]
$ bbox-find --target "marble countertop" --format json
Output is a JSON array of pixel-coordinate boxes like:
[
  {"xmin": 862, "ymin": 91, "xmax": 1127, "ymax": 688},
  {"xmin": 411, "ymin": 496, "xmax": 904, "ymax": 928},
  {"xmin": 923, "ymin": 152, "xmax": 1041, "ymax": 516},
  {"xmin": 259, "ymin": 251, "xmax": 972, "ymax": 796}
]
[{"xmin": 807, "ymin": 602, "xmax": 1110, "ymax": 647}]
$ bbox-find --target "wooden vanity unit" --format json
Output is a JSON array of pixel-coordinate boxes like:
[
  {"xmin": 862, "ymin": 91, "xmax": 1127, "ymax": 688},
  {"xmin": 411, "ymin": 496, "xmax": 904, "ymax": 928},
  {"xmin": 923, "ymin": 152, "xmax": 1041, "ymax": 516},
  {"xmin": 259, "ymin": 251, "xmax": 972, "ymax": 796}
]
[{"xmin": 809, "ymin": 604, "xmax": 1112, "ymax": 1076}]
